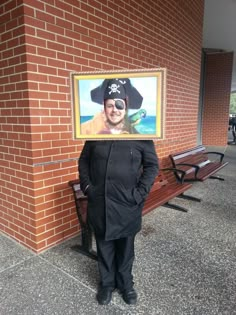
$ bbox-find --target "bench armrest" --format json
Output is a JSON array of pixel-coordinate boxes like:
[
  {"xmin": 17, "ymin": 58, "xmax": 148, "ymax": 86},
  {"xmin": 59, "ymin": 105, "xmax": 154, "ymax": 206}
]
[
  {"xmin": 175, "ymin": 163, "xmax": 200, "ymax": 178},
  {"xmin": 161, "ymin": 167, "xmax": 187, "ymax": 184},
  {"xmin": 68, "ymin": 179, "xmax": 80, "ymax": 187},
  {"xmin": 68, "ymin": 179, "xmax": 86, "ymax": 200},
  {"xmin": 204, "ymin": 151, "xmax": 224, "ymax": 163}
]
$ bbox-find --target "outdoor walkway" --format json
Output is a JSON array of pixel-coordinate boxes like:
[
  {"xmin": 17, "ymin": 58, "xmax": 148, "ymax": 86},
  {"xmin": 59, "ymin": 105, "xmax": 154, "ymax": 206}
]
[{"xmin": 1, "ymin": 144, "xmax": 236, "ymax": 315}]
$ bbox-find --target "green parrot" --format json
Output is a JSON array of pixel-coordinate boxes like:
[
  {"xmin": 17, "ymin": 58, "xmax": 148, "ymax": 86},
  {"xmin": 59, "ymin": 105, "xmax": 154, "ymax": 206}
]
[{"xmin": 128, "ymin": 109, "xmax": 147, "ymax": 126}]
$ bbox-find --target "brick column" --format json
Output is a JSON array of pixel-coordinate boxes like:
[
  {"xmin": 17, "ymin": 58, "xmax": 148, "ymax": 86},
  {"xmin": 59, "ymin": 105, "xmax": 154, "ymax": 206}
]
[
  {"xmin": 0, "ymin": 0, "xmax": 205, "ymax": 252},
  {"xmin": 202, "ymin": 51, "xmax": 233, "ymax": 146}
]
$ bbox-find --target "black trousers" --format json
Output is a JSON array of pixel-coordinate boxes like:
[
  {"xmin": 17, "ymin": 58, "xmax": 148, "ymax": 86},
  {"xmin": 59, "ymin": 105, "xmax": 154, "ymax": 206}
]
[{"xmin": 95, "ymin": 235, "xmax": 136, "ymax": 292}]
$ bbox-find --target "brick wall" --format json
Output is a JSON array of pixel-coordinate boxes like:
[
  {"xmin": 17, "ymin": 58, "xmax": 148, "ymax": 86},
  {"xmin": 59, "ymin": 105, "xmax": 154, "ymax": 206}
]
[
  {"xmin": 0, "ymin": 0, "xmax": 204, "ymax": 252},
  {"xmin": 202, "ymin": 51, "xmax": 233, "ymax": 145}
]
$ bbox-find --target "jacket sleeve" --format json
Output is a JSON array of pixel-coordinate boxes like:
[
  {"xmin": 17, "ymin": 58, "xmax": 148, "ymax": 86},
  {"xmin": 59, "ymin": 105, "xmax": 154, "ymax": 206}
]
[
  {"xmin": 134, "ymin": 141, "xmax": 159, "ymax": 204},
  {"xmin": 78, "ymin": 141, "xmax": 91, "ymax": 194}
]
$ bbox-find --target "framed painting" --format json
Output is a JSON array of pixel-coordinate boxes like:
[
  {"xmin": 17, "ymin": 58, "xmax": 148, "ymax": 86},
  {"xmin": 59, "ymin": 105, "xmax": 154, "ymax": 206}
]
[{"xmin": 71, "ymin": 68, "xmax": 166, "ymax": 140}]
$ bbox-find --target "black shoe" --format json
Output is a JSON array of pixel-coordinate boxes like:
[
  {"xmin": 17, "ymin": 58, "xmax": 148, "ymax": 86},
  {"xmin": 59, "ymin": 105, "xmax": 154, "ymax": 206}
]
[
  {"xmin": 122, "ymin": 288, "xmax": 137, "ymax": 305},
  {"xmin": 96, "ymin": 287, "xmax": 113, "ymax": 305}
]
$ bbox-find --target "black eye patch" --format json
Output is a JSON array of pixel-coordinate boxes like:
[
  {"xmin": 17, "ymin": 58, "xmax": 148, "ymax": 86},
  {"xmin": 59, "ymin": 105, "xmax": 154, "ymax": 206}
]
[{"xmin": 114, "ymin": 100, "xmax": 125, "ymax": 110}]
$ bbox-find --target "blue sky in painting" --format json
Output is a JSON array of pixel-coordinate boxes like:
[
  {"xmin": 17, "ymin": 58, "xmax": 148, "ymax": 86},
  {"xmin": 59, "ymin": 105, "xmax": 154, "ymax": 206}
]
[{"xmin": 78, "ymin": 77, "xmax": 158, "ymax": 117}]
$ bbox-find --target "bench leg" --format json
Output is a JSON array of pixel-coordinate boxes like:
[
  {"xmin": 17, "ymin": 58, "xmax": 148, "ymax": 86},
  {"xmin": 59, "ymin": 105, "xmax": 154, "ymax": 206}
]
[
  {"xmin": 177, "ymin": 193, "xmax": 201, "ymax": 202},
  {"xmin": 163, "ymin": 202, "xmax": 188, "ymax": 212},
  {"xmin": 209, "ymin": 175, "xmax": 224, "ymax": 181},
  {"xmin": 71, "ymin": 228, "xmax": 97, "ymax": 261}
]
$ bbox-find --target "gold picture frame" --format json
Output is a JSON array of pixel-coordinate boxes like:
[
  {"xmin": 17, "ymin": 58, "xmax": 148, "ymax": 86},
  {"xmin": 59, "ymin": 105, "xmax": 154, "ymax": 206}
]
[{"xmin": 71, "ymin": 68, "xmax": 166, "ymax": 140}]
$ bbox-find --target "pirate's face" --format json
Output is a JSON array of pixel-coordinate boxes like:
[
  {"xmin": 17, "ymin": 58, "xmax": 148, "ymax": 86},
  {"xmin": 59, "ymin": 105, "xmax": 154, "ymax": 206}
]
[{"xmin": 104, "ymin": 99, "xmax": 126, "ymax": 126}]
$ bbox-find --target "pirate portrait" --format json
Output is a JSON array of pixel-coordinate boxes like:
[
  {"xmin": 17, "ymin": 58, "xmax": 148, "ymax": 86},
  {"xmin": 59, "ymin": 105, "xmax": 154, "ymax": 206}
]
[
  {"xmin": 72, "ymin": 69, "xmax": 165, "ymax": 140},
  {"xmin": 80, "ymin": 78, "xmax": 146, "ymax": 135}
]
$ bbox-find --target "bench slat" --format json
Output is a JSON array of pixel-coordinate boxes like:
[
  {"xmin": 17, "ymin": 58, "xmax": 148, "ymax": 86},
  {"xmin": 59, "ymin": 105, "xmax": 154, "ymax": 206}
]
[{"xmin": 143, "ymin": 182, "xmax": 192, "ymax": 215}]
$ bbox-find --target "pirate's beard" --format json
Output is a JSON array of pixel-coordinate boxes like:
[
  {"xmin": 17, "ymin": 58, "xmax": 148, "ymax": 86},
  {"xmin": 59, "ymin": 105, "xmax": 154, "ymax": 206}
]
[{"xmin": 105, "ymin": 119, "xmax": 125, "ymax": 130}]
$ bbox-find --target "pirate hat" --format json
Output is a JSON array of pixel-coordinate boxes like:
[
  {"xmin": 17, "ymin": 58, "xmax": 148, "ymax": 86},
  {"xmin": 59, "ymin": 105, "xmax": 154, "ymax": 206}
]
[
  {"xmin": 103, "ymin": 79, "xmax": 126, "ymax": 100},
  {"xmin": 90, "ymin": 78, "xmax": 143, "ymax": 109}
]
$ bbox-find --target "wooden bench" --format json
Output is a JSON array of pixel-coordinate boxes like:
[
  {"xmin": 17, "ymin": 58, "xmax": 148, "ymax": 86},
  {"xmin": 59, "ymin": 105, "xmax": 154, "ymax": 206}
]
[
  {"xmin": 141, "ymin": 169, "xmax": 201, "ymax": 215},
  {"xmin": 169, "ymin": 145, "xmax": 228, "ymax": 182},
  {"xmin": 68, "ymin": 169, "xmax": 200, "ymax": 259}
]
